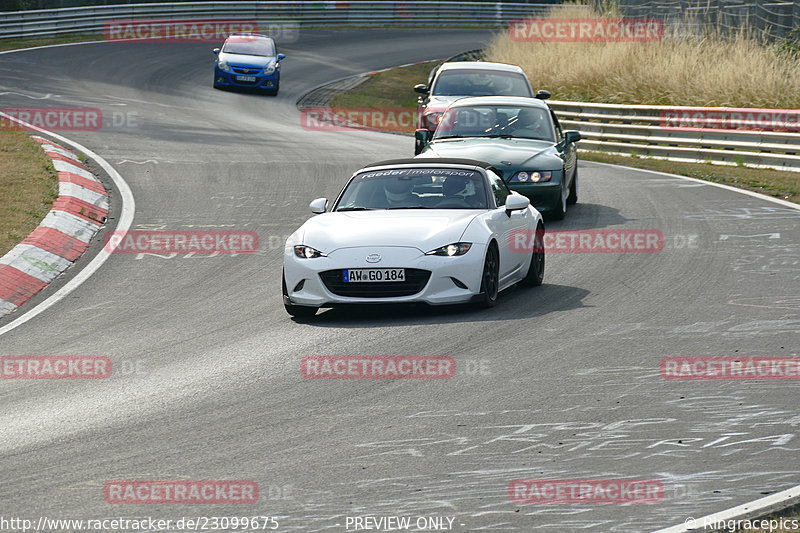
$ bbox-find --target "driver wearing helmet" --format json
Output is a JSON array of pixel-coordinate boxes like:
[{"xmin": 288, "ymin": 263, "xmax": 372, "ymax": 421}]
[
  {"xmin": 439, "ymin": 175, "xmax": 479, "ymax": 207},
  {"xmin": 512, "ymin": 108, "xmax": 549, "ymax": 139},
  {"xmin": 383, "ymin": 178, "xmax": 419, "ymax": 208}
]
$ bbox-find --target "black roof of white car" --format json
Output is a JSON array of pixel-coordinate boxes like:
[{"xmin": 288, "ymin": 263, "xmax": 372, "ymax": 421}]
[{"xmin": 363, "ymin": 158, "xmax": 498, "ymax": 170}]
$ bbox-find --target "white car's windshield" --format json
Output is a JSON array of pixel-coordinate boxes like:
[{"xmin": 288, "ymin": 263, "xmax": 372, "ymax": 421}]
[
  {"xmin": 431, "ymin": 70, "xmax": 532, "ymax": 97},
  {"xmin": 335, "ymin": 168, "xmax": 488, "ymax": 210},
  {"xmin": 222, "ymin": 37, "xmax": 275, "ymax": 57},
  {"xmin": 434, "ymin": 105, "xmax": 555, "ymax": 142}
]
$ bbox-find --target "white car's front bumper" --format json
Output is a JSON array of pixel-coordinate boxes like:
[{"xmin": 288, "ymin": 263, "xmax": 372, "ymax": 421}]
[{"xmin": 284, "ymin": 244, "xmax": 488, "ymax": 308}]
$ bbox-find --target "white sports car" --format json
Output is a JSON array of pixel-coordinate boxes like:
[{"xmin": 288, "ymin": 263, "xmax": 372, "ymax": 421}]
[{"xmin": 282, "ymin": 158, "xmax": 545, "ymax": 317}]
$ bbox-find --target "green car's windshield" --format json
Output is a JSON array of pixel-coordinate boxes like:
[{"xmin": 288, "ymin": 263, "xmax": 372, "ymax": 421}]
[
  {"xmin": 433, "ymin": 105, "xmax": 555, "ymax": 143},
  {"xmin": 335, "ymin": 168, "xmax": 488, "ymax": 210}
]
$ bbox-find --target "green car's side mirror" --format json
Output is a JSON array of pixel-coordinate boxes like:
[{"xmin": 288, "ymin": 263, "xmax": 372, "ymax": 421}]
[{"xmin": 414, "ymin": 129, "xmax": 433, "ymax": 155}]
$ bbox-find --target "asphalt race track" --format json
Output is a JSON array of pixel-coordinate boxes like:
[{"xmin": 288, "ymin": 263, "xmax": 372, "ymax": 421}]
[{"xmin": 1, "ymin": 29, "xmax": 799, "ymax": 532}]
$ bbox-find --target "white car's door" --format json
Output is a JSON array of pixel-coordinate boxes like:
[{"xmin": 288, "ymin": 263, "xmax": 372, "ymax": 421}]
[{"xmin": 484, "ymin": 173, "xmax": 532, "ymax": 284}]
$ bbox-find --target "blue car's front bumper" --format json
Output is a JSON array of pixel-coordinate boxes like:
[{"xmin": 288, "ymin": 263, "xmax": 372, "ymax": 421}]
[{"xmin": 214, "ymin": 67, "xmax": 279, "ymax": 90}]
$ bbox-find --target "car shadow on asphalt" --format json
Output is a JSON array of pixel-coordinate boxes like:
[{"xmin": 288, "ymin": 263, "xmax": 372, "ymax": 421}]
[
  {"xmin": 290, "ymin": 283, "xmax": 591, "ymax": 327},
  {"xmin": 543, "ymin": 203, "xmax": 633, "ymax": 229}
]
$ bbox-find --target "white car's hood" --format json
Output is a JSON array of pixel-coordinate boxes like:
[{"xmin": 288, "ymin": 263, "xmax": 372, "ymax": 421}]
[{"xmin": 301, "ymin": 210, "xmax": 481, "ymax": 253}]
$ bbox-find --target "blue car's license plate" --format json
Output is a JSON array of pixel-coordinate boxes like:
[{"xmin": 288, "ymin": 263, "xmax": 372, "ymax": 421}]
[{"xmin": 236, "ymin": 75, "xmax": 256, "ymax": 82}]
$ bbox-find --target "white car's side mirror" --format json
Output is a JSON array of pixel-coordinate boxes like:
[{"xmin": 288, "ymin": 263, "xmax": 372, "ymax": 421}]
[
  {"xmin": 309, "ymin": 198, "xmax": 328, "ymax": 214},
  {"xmin": 504, "ymin": 194, "xmax": 530, "ymax": 214}
]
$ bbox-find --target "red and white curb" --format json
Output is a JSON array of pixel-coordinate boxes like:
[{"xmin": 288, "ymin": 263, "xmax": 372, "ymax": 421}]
[{"xmin": 0, "ymin": 136, "xmax": 108, "ymax": 317}]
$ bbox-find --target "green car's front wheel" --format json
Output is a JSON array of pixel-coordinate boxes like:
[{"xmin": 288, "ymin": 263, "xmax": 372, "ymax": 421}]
[{"xmin": 567, "ymin": 166, "xmax": 578, "ymax": 205}]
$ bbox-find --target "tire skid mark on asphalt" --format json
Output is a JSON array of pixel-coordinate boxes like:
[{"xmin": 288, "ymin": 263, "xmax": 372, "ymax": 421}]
[{"xmin": 295, "ymin": 402, "xmax": 800, "ymax": 531}]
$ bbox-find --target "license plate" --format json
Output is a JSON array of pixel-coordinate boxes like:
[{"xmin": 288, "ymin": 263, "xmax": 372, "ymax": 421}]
[
  {"xmin": 343, "ymin": 268, "xmax": 405, "ymax": 283},
  {"xmin": 236, "ymin": 75, "xmax": 256, "ymax": 82}
]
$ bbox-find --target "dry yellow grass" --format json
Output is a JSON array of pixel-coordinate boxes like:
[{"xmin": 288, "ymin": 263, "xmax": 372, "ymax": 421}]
[
  {"xmin": 486, "ymin": 3, "xmax": 800, "ymax": 107},
  {"xmin": 0, "ymin": 129, "xmax": 58, "ymax": 257}
]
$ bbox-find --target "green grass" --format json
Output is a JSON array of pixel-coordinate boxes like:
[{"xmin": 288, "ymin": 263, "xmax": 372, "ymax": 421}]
[
  {"xmin": 487, "ymin": 3, "xmax": 800, "ymax": 108},
  {"xmin": 330, "ymin": 61, "xmax": 434, "ymax": 117},
  {"xmin": 0, "ymin": 129, "xmax": 59, "ymax": 258}
]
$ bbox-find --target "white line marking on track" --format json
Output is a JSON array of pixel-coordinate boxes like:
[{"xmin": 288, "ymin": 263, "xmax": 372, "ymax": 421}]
[
  {"xmin": 588, "ymin": 161, "xmax": 800, "ymax": 211},
  {"xmin": 653, "ymin": 485, "xmax": 800, "ymax": 532},
  {"xmin": 0, "ymin": 112, "xmax": 135, "ymax": 337},
  {"xmin": 0, "ymin": 91, "xmax": 55, "ymax": 99}
]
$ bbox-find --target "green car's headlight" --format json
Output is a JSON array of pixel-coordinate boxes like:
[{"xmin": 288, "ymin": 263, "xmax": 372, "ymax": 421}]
[
  {"xmin": 294, "ymin": 245, "xmax": 327, "ymax": 259},
  {"xmin": 425, "ymin": 243, "xmax": 472, "ymax": 256},
  {"xmin": 510, "ymin": 171, "xmax": 552, "ymax": 183}
]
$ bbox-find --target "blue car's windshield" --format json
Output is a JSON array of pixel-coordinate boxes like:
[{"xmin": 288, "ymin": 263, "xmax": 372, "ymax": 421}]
[
  {"xmin": 335, "ymin": 168, "xmax": 488, "ymax": 210},
  {"xmin": 222, "ymin": 37, "xmax": 275, "ymax": 57}
]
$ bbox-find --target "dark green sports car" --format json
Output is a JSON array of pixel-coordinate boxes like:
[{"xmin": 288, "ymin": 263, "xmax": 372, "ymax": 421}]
[{"xmin": 415, "ymin": 96, "xmax": 581, "ymax": 219}]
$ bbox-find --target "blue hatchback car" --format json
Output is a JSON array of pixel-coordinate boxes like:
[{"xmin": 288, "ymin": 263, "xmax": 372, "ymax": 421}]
[{"xmin": 213, "ymin": 34, "xmax": 285, "ymax": 95}]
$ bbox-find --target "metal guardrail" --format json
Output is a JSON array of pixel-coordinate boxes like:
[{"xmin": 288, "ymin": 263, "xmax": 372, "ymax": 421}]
[
  {"xmin": 613, "ymin": 0, "xmax": 800, "ymax": 41},
  {"xmin": 548, "ymin": 100, "xmax": 800, "ymax": 171},
  {"xmin": 0, "ymin": 1, "xmax": 560, "ymax": 39}
]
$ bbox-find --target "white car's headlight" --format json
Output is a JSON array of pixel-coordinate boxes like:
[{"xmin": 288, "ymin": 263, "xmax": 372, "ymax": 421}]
[
  {"xmin": 294, "ymin": 245, "xmax": 327, "ymax": 259},
  {"xmin": 425, "ymin": 242, "xmax": 472, "ymax": 256},
  {"xmin": 217, "ymin": 59, "xmax": 231, "ymax": 72}
]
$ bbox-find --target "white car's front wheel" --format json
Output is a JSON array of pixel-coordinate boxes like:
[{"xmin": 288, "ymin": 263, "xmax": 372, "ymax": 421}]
[
  {"xmin": 478, "ymin": 243, "xmax": 500, "ymax": 308},
  {"xmin": 519, "ymin": 222, "xmax": 545, "ymax": 287}
]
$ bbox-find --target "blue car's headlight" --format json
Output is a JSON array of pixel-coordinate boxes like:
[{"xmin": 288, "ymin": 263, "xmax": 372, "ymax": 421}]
[
  {"xmin": 425, "ymin": 243, "xmax": 472, "ymax": 256},
  {"xmin": 263, "ymin": 65, "xmax": 276, "ymax": 75},
  {"xmin": 217, "ymin": 59, "xmax": 231, "ymax": 72},
  {"xmin": 510, "ymin": 171, "xmax": 552, "ymax": 183},
  {"xmin": 294, "ymin": 245, "xmax": 327, "ymax": 259}
]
